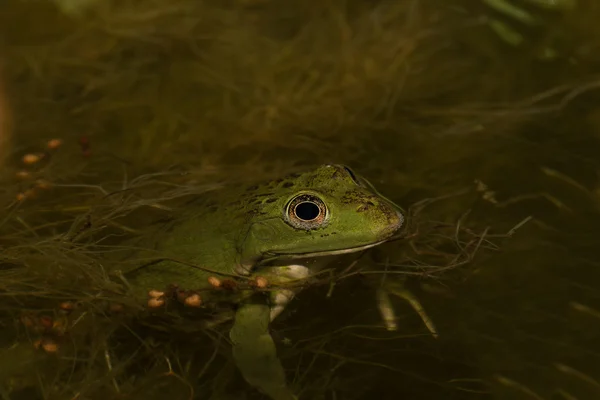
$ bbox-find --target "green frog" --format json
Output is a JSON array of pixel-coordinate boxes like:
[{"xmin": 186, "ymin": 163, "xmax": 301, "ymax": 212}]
[{"xmin": 118, "ymin": 164, "xmax": 405, "ymax": 400}]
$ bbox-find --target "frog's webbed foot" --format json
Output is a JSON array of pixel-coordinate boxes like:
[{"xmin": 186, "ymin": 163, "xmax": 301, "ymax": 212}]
[
  {"xmin": 258, "ymin": 264, "xmax": 310, "ymax": 321},
  {"xmin": 376, "ymin": 278, "xmax": 438, "ymax": 338},
  {"xmin": 230, "ymin": 299, "xmax": 298, "ymax": 400},
  {"xmin": 235, "ymin": 262, "xmax": 253, "ymax": 276}
]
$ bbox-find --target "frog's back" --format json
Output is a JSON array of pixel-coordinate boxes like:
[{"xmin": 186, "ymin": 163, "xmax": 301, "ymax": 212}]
[
  {"xmin": 159, "ymin": 167, "xmax": 314, "ymax": 252},
  {"xmin": 118, "ymin": 171, "xmax": 303, "ymax": 292}
]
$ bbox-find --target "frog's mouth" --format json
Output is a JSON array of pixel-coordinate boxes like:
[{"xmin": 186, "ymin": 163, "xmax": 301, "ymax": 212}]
[{"xmin": 263, "ymin": 240, "xmax": 387, "ymax": 260}]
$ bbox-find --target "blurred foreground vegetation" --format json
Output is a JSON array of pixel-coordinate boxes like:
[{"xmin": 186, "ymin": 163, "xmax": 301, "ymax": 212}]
[{"xmin": 1, "ymin": 0, "xmax": 600, "ymax": 399}]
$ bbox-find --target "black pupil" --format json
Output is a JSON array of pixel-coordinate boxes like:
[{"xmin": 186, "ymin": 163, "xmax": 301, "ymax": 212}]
[{"xmin": 294, "ymin": 202, "xmax": 320, "ymax": 221}]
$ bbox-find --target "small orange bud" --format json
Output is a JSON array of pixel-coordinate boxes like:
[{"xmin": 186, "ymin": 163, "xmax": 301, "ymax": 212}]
[
  {"xmin": 22, "ymin": 153, "xmax": 42, "ymax": 164},
  {"xmin": 147, "ymin": 297, "xmax": 165, "ymax": 308},
  {"xmin": 253, "ymin": 276, "xmax": 268, "ymax": 289},
  {"xmin": 208, "ymin": 276, "xmax": 222, "ymax": 288},
  {"xmin": 47, "ymin": 139, "xmax": 62, "ymax": 150},
  {"xmin": 59, "ymin": 301, "xmax": 76, "ymax": 313},
  {"xmin": 40, "ymin": 338, "xmax": 58, "ymax": 353},
  {"xmin": 36, "ymin": 179, "xmax": 52, "ymax": 189},
  {"xmin": 148, "ymin": 290, "xmax": 165, "ymax": 298},
  {"xmin": 184, "ymin": 293, "xmax": 202, "ymax": 307},
  {"xmin": 15, "ymin": 170, "xmax": 30, "ymax": 179}
]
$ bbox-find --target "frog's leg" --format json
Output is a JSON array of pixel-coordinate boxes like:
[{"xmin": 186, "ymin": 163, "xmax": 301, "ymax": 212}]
[
  {"xmin": 228, "ymin": 265, "xmax": 310, "ymax": 400},
  {"xmin": 230, "ymin": 298, "xmax": 298, "ymax": 400},
  {"xmin": 376, "ymin": 277, "xmax": 438, "ymax": 338}
]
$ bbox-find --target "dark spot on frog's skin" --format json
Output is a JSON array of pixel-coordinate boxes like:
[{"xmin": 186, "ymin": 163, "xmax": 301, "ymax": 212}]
[
  {"xmin": 265, "ymin": 198, "xmax": 277, "ymax": 204},
  {"xmin": 281, "ymin": 181, "xmax": 294, "ymax": 189},
  {"xmin": 341, "ymin": 189, "xmax": 373, "ymax": 205},
  {"xmin": 246, "ymin": 185, "xmax": 258, "ymax": 192},
  {"xmin": 206, "ymin": 205, "xmax": 219, "ymax": 214},
  {"xmin": 357, "ymin": 200, "xmax": 376, "ymax": 213},
  {"xmin": 320, "ymin": 188, "xmax": 335, "ymax": 196},
  {"xmin": 245, "ymin": 193, "xmax": 275, "ymax": 206},
  {"xmin": 251, "ymin": 192, "xmax": 274, "ymax": 198}
]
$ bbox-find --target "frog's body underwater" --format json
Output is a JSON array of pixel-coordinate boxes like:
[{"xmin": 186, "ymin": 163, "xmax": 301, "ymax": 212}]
[{"xmin": 120, "ymin": 164, "xmax": 404, "ymax": 400}]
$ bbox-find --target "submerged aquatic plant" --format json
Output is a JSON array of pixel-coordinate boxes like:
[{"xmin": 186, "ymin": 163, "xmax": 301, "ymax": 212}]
[
  {"xmin": 0, "ymin": 64, "xmax": 10, "ymax": 169},
  {"xmin": 0, "ymin": 135, "xmax": 520, "ymax": 399},
  {"xmin": 1, "ymin": 0, "xmax": 599, "ymax": 398}
]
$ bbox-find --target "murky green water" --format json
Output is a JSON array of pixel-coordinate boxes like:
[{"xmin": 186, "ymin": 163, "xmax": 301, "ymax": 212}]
[{"xmin": 1, "ymin": 1, "xmax": 600, "ymax": 399}]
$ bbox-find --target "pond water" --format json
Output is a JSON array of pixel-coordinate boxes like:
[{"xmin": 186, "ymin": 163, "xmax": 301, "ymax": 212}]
[{"xmin": 1, "ymin": 1, "xmax": 599, "ymax": 399}]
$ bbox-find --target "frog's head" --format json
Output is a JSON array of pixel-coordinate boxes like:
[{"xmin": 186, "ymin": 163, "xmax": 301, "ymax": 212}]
[{"xmin": 239, "ymin": 164, "xmax": 404, "ymax": 268}]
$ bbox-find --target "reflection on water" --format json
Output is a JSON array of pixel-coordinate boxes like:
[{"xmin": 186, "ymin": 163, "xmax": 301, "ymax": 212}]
[{"xmin": 1, "ymin": 0, "xmax": 600, "ymax": 399}]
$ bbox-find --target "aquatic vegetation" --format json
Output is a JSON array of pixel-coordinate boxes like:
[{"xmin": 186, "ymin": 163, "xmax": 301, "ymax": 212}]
[
  {"xmin": 0, "ymin": 137, "xmax": 515, "ymax": 399},
  {"xmin": 1, "ymin": 0, "xmax": 600, "ymax": 399},
  {"xmin": 483, "ymin": 0, "xmax": 576, "ymax": 59},
  {"xmin": 0, "ymin": 65, "xmax": 10, "ymax": 168}
]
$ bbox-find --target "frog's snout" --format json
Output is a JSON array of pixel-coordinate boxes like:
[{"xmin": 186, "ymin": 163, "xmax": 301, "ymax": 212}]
[
  {"xmin": 381, "ymin": 202, "xmax": 404, "ymax": 234},
  {"xmin": 356, "ymin": 196, "xmax": 404, "ymax": 238}
]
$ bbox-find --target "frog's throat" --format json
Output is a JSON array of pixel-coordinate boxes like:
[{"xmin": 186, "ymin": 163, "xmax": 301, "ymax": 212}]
[{"xmin": 264, "ymin": 240, "xmax": 386, "ymax": 260}]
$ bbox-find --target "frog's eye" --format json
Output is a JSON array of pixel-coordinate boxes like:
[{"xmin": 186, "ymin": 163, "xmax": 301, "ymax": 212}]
[{"xmin": 285, "ymin": 194, "xmax": 328, "ymax": 230}]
